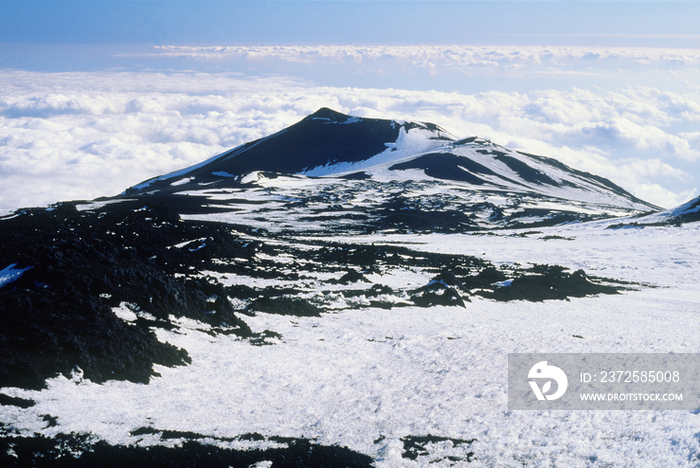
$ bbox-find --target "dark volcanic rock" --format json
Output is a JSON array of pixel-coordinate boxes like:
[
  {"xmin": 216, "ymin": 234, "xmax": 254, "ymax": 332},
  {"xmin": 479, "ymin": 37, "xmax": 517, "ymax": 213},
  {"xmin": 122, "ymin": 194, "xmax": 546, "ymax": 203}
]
[
  {"xmin": 411, "ymin": 287, "xmax": 467, "ymax": 308},
  {"xmin": 390, "ymin": 152, "xmax": 499, "ymax": 185},
  {"xmin": 0, "ymin": 394, "xmax": 35, "ymax": 408},
  {"xmin": 462, "ymin": 267, "xmax": 507, "ymax": 289},
  {"xmin": 329, "ymin": 269, "xmax": 370, "ymax": 284},
  {"xmin": 401, "ymin": 435, "xmax": 476, "ymax": 463},
  {"xmin": 246, "ymin": 296, "xmax": 323, "ymax": 317},
  {"xmin": 0, "ymin": 432, "xmax": 374, "ymax": 468},
  {"xmin": 476, "ymin": 264, "xmax": 622, "ymax": 302},
  {"xmin": 410, "ymin": 273, "xmax": 468, "ymax": 308},
  {"xmin": 0, "ymin": 201, "xmax": 254, "ymax": 389},
  {"xmin": 429, "ymin": 270, "xmax": 464, "ymax": 289}
]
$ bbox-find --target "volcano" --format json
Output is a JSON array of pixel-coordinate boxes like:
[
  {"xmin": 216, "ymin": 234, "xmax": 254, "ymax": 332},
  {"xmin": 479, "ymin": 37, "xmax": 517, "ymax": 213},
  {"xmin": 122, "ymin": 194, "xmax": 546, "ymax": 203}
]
[
  {"xmin": 119, "ymin": 108, "xmax": 658, "ymax": 232},
  {"xmin": 127, "ymin": 107, "xmax": 456, "ymax": 194}
]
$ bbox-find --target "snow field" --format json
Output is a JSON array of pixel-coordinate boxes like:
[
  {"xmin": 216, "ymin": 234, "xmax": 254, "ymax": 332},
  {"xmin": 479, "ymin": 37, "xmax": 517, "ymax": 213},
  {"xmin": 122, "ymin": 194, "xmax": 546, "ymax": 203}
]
[{"xmin": 1, "ymin": 222, "xmax": 699, "ymax": 466}]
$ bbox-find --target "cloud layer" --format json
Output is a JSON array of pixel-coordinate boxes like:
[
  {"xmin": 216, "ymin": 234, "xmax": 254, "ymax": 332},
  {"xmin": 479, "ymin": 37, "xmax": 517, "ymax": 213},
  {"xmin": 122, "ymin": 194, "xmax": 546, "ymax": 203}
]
[
  {"xmin": 0, "ymin": 63, "xmax": 698, "ymax": 210},
  {"xmin": 151, "ymin": 44, "xmax": 700, "ymax": 66}
]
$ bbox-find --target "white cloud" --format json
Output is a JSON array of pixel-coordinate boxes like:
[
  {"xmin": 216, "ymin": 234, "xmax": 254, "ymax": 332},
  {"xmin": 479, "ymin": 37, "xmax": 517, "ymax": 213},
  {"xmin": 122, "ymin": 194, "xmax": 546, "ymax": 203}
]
[
  {"xmin": 633, "ymin": 184, "xmax": 698, "ymax": 209},
  {"xmin": 149, "ymin": 45, "xmax": 700, "ymax": 67},
  {"xmin": 0, "ymin": 69, "xmax": 697, "ymax": 211},
  {"xmin": 124, "ymin": 45, "xmax": 700, "ymax": 95}
]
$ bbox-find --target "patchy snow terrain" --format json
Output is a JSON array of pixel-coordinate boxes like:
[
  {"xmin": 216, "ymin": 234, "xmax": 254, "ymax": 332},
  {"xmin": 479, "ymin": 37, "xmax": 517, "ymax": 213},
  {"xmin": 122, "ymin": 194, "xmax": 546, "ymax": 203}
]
[{"xmin": 1, "ymin": 109, "xmax": 698, "ymax": 466}]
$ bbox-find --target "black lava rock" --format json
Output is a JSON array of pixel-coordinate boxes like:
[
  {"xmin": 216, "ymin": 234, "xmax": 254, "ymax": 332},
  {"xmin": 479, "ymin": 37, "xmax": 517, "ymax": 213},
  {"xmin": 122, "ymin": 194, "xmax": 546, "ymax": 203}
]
[{"xmin": 0, "ymin": 201, "xmax": 253, "ymax": 389}]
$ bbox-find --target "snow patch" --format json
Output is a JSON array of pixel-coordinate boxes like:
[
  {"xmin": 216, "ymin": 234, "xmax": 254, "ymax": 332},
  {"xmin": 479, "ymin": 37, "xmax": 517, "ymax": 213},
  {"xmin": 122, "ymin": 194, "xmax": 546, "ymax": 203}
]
[
  {"xmin": 0, "ymin": 263, "xmax": 32, "ymax": 289},
  {"xmin": 211, "ymin": 171, "xmax": 236, "ymax": 178},
  {"xmin": 170, "ymin": 177, "xmax": 194, "ymax": 187},
  {"xmin": 112, "ymin": 303, "xmax": 138, "ymax": 323},
  {"xmin": 302, "ymin": 125, "xmax": 452, "ymax": 177}
]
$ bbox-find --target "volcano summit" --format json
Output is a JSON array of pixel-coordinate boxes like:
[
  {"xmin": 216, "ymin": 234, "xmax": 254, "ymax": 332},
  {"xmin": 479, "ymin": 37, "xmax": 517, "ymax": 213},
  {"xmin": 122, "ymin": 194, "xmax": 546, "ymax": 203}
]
[{"xmin": 121, "ymin": 108, "xmax": 657, "ymax": 233}]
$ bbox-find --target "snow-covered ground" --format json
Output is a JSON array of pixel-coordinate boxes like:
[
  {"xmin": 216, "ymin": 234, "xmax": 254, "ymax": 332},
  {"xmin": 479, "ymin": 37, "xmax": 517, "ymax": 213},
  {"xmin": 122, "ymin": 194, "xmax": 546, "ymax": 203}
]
[{"xmin": 2, "ymin": 220, "xmax": 699, "ymax": 466}]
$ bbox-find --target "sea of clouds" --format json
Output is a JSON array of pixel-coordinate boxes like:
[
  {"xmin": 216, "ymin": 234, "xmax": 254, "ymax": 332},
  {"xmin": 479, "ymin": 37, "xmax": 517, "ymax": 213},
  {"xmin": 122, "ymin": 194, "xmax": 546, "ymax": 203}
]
[{"xmin": 1, "ymin": 45, "xmax": 699, "ymax": 211}]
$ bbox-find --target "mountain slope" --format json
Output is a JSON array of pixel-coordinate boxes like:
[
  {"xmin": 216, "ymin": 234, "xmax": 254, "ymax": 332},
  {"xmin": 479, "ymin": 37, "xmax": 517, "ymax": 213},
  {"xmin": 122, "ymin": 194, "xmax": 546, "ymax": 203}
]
[
  {"xmin": 607, "ymin": 195, "xmax": 700, "ymax": 228},
  {"xmin": 358, "ymin": 137, "xmax": 654, "ymax": 210},
  {"xmin": 128, "ymin": 107, "xmax": 455, "ymax": 194},
  {"xmin": 118, "ymin": 108, "xmax": 658, "ymax": 232}
]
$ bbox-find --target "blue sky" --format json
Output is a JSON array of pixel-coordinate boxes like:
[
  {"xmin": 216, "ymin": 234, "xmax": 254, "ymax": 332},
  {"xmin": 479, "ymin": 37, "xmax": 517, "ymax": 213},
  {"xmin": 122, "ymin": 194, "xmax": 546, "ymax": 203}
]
[
  {"xmin": 2, "ymin": 1, "xmax": 700, "ymax": 47},
  {"xmin": 1, "ymin": 1, "xmax": 699, "ymax": 210}
]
